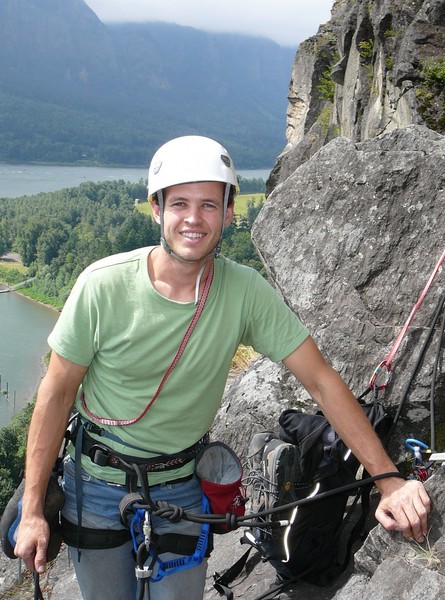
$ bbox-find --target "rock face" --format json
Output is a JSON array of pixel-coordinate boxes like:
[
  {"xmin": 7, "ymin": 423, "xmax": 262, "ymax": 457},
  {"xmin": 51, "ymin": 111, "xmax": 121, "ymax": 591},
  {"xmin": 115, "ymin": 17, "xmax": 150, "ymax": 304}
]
[
  {"xmin": 334, "ymin": 466, "xmax": 445, "ymax": 600},
  {"xmin": 209, "ymin": 124, "xmax": 445, "ymax": 598},
  {"xmin": 211, "ymin": 4, "xmax": 445, "ymax": 589},
  {"xmin": 268, "ymin": 0, "xmax": 445, "ymax": 194},
  {"xmin": 215, "ymin": 125, "xmax": 445, "ymax": 462}
]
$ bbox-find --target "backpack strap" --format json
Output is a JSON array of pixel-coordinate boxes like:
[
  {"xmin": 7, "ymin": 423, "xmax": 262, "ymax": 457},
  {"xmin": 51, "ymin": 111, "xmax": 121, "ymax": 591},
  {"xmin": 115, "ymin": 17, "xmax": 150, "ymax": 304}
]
[{"xmin": 213, "ymin": 546, "xmax": 254, "ymax": 599}]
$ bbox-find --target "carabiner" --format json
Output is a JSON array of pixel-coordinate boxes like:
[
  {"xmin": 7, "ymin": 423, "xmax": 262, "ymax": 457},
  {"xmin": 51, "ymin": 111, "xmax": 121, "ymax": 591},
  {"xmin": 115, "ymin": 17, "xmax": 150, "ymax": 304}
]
[
  {"xmin": 369, "ymin": 360, "xmax": 392, "ymax": 392},
  {"xmin": 405, "ymin": 438, "xmax": 429, "ymax": 452},
  {"xmin": 405, "ymin": 438, "xmax": 429, "ymax": 466}
]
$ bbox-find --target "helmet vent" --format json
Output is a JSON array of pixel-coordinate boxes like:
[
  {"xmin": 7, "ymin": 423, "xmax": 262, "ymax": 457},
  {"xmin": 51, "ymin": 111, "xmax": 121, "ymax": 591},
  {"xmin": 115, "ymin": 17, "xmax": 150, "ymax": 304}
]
[
  {"xmin": 221, "ymin": 155, "xmax": 231, "ymax": 167},
  {"xmin": 152, "ymin": 161, "xmax": 162, "ymax": 174}
]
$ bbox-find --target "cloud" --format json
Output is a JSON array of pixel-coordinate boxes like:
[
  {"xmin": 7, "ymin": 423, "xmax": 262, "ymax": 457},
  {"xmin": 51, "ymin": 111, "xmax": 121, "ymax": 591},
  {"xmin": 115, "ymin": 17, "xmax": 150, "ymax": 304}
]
[{"xmin": 83, "ymin": 0, "xmax": 333, "ymax": 46}]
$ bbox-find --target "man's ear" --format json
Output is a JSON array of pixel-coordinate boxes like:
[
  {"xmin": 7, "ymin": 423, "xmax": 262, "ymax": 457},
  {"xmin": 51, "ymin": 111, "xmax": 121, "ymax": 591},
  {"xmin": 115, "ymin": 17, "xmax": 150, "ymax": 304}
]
[
  {"xmin": 224, "ymin": 204, "xmax": 234, "ymax": 227},
  {"xmin": 150, "ymin": 200, "xmax": 161, "ymax": 224}
]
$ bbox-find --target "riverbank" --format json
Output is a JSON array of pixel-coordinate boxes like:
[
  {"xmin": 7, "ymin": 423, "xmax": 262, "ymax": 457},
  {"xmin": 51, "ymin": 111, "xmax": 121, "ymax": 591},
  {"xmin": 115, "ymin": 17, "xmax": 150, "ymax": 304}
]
[{"xmin": 0, "ymin": 254, "xmax": 62, "ymax": 311}]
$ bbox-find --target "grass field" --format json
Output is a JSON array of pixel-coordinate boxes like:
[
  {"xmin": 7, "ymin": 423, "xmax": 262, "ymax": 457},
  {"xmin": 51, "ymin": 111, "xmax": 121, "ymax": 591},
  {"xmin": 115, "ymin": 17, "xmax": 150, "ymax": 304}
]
[
  {"xmin": 0, "ymin": 260, "xmax": 25, "ymax": 272},
  {"xmin": 0, "ymin": 256, "xmax": 25, "ymax": 274},
  {"xmin": 136, "ymin": 193, "xmax": 266, "ymax": 217}
]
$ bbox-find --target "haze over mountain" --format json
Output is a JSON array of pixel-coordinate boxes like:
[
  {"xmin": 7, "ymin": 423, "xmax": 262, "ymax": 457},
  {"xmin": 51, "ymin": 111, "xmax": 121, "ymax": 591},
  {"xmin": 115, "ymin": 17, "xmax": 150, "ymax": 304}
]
[{"xmin": 0, "ymin": 0, "xmax": 296, "ymax": 168}]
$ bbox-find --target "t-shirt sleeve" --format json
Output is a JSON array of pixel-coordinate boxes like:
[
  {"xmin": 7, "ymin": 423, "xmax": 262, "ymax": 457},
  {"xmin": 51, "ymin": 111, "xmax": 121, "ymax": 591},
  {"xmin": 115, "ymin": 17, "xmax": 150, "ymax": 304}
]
[
  {"xmin": 241, "ymin": 270, "xmax": 310, "ymax": 362},
  {"xmin": 47, "ymin": 271, "xmax": 97, "ymax": 367}
]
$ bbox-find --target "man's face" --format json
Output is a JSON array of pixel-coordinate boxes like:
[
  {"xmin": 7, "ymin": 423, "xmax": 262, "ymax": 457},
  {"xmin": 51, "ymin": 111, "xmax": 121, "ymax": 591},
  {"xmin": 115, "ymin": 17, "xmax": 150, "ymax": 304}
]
[{"xmin": 151, "ymin": 181, "xmax": 233, "ymax": 263}]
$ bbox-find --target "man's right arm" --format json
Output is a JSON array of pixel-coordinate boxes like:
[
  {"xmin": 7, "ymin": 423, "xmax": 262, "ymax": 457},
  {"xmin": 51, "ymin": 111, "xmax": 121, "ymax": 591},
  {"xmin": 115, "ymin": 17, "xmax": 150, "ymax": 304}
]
[{"xmin": 14, "ymin": 352, "xmax": 88, "ymax": 574}]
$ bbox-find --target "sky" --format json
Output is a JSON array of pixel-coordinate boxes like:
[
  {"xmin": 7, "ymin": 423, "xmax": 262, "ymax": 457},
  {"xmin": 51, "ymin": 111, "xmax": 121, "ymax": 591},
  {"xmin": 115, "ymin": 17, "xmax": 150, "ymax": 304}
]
[{"xmin": 83, "ymin": 0, "xmax": 334, "ymax": 47}]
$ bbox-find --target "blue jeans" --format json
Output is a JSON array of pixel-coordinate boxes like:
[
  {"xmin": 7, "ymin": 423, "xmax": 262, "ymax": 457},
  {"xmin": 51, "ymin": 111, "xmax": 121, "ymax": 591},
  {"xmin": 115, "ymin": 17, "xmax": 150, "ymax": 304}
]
[{"xmin": 62, "ymin": 457, "xmax": 208, "ymax": 600}]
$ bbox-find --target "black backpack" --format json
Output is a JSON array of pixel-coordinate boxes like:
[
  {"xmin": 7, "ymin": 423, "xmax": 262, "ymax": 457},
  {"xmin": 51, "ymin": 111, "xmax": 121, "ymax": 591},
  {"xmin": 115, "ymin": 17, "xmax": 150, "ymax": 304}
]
[{"xmin": 214, "ymin": 398, "xmax": 393, "ymax": 600}]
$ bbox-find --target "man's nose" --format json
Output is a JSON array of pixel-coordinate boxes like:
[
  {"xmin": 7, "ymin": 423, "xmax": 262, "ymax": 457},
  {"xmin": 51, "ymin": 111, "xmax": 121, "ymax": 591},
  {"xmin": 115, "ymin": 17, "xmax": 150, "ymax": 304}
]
[{"xmin": 184, "ymin": 206, "xmax": 202, "ymax": 223}]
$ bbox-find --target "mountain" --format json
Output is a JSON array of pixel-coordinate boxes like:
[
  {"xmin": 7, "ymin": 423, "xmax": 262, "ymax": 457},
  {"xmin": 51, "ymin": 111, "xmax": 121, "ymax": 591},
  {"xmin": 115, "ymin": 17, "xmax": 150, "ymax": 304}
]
[{"xmin": 0, "ymin": 0, "xmax": 296, "ymax": 168}]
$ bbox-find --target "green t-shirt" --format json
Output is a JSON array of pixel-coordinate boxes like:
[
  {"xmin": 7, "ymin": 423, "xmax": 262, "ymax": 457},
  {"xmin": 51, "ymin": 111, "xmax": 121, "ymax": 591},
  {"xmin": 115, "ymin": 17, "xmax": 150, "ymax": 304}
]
[{"xmin": 48, "ymin": 247, "xmax": 309, "ymax": 484}]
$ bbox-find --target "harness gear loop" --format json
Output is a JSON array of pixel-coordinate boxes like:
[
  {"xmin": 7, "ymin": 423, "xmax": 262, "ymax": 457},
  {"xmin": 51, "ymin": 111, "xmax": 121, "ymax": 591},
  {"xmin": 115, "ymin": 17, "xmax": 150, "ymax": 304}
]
[
  {"xmin": 81, "ymin": 259, "xmax": 214, "ymax": 426},
  {"xmin": 369, "ymin": 248, "xmax": 445, "ymax": 392}
]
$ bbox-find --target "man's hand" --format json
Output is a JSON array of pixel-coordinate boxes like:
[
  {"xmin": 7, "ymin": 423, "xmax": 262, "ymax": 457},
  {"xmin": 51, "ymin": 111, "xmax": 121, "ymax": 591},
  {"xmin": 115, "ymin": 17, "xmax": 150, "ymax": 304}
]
[
  {"xmin": 14, "ymin": 515, "xmax": 50, "ymax": 574},
  {"xmin": 375, "ymin": 478, "xmax": 430, "ymax": 543}
]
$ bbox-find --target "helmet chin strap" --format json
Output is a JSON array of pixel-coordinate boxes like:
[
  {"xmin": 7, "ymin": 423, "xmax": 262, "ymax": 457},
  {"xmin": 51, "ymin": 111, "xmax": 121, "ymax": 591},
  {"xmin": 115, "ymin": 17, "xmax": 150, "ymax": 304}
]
[
  {"xmin": 215, "ymin": 183, "xmax": 231, "ymax": 257},
  {"xmin": 157, "ymin": 184, "xmax": 231, "ymax": 302}
]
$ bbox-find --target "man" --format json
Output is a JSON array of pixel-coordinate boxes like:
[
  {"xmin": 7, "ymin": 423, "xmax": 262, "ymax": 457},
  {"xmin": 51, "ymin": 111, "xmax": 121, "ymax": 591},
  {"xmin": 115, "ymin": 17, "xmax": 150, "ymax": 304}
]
[{"xmin": 15, "ymin": 136, "xmax": 430, "ymax": 599}]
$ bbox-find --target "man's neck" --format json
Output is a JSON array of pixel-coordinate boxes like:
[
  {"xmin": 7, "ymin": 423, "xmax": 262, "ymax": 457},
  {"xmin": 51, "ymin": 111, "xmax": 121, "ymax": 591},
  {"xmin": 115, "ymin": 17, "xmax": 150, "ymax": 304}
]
[{"xmin": 148, "ymin": 246, "xmax": 213, "ymax": 302}]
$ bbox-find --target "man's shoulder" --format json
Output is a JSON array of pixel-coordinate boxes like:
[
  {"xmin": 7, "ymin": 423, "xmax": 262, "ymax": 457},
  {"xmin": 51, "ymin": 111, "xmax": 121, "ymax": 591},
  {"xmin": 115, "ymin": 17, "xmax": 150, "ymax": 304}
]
[
  {"xmin": 216, "ymin": 255, "xmax": 271, "ymax": 303},
  {"xmin": 82, "ymin": 246, "xmax": 153, "ymax": 277},
  {"xmin": 218, "ymin": 254, "xmax": 259, "ymax": 279}
]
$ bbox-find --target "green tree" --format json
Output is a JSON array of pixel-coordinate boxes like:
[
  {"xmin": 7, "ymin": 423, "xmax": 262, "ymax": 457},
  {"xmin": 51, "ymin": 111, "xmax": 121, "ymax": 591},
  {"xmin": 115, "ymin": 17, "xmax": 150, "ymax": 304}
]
[
  {"xmin": 246, "ymin": 197, "xmax": 265, "ymax": 226},
  {"xmin": 0, "ymin": 402, "xmax": 34, "ymax": 513}
]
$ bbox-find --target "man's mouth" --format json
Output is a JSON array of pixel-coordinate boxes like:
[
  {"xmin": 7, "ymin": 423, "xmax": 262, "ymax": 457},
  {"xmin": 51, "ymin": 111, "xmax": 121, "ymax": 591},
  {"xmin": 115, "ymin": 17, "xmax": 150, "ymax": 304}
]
[{"xmin": 181, "ymin": 232, "xmax": 205, "ymax": 239}]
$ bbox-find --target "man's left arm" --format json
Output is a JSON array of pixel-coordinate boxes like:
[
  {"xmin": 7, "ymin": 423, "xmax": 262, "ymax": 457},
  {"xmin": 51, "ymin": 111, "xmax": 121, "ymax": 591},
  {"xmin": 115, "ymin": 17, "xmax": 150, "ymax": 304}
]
[{"xmin": 283, "ymin": 336, "xmax": 430, "ymax": 543}]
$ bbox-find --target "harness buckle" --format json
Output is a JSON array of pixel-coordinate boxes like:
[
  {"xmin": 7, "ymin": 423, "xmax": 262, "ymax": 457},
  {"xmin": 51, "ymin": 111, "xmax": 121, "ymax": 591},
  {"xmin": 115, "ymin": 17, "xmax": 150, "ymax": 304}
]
[{"xmin": 89, "ymin": 444, "xmax": 110, "ymax": 467}]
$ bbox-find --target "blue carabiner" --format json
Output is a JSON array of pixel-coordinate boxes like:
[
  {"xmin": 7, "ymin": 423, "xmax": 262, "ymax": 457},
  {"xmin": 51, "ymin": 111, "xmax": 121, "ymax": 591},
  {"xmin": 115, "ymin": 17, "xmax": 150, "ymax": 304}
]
[
  {"xmin": 405, "ymin": 438, "xmax": 429, "ymax": 452},
  {"xmin": 405, "ymin": 438, "xmax": 429, "ymax": 466}
]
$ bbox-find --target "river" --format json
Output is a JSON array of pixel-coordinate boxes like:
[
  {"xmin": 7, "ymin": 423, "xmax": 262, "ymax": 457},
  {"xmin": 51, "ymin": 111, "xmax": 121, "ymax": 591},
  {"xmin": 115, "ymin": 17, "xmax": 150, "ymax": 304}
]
[
  {"xmin": 0, "ymin": 163, "xmax": 270, "ymax": 428},
  {"xmin": 0, "ymin": 163, "xmax": 271, "ymax": 199},
  {"xmin": 0, "ymin": 286, "xmax": 58, "ymax": 427}
]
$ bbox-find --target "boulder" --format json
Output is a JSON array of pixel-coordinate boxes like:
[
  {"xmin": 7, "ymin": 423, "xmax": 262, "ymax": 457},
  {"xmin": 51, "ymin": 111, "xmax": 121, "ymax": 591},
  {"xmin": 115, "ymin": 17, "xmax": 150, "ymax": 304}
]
[
  {"xmin": 210, "ymin": 124, "xmax": 445, "ymax": 599},
  {"xmin": 216, "ymin": 125, "xmax": 445, "ymax": 464}
]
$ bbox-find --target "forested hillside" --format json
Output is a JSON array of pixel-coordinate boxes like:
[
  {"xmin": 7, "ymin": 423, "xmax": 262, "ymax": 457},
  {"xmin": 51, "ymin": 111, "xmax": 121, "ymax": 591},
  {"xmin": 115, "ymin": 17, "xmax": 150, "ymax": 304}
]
[
  {"xmin": 0, "ymin": 180, "xmax": 265, "ymax": 307},
  {"xmin": 0, "ymin": 0, "xmax": 295, "ymax": 168}
]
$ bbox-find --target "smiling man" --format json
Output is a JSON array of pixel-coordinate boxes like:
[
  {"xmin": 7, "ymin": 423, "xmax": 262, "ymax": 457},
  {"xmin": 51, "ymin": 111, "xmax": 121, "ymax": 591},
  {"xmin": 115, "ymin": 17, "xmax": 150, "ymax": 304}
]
[{"xmin": 15, "ymin": 136, "xmax": 430, "ymax": 600}]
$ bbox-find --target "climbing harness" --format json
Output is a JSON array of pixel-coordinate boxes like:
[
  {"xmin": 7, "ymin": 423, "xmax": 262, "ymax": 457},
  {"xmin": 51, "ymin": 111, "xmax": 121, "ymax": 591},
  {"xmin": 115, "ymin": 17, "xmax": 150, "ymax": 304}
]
[
  {"xmin": 127, "ymin": 492, "xmax": 210, "ymax": 582},
  {"xmin": 71, "ymin": 416, "xmax": 199, "ymax": 478},
  {"xmin": 65, "ymin": 415, "xmax": 208, "ymax": 561},
  {"xmin": 117, "ymin": 463, "xmax": 211, "ymax": 600}
]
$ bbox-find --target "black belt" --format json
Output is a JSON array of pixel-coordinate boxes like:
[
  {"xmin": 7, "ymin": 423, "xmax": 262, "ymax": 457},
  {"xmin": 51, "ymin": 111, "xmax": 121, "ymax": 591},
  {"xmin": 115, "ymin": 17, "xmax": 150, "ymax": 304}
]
[{"xmin": 72, "ymin": 427, "xmax": 197, "ymax": 476}]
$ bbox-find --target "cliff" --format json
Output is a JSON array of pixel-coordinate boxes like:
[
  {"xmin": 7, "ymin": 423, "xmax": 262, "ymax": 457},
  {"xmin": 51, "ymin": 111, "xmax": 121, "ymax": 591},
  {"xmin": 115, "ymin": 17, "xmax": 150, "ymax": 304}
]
[
  {"xmin": 209, "ymin": 0, "xmax": 445, "ymax": 597},
  {"xmin": 268, "ymin": 0, "xmax": 445, "ymax": 193},
  {"xmin": 211, "ymin": 124, "xmax": 445, "ymax": 599}
]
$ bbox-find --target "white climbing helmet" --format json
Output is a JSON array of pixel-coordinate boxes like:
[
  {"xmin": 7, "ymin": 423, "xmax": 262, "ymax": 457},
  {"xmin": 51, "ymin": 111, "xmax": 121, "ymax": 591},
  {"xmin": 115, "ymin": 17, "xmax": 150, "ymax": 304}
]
[
  {"xmin": 148, "ymin": 135, "xmax": 239, "ymax": 198},
  {"xmin": 148, "ymin": 135, "xmax": 239, "ymax": 262}
]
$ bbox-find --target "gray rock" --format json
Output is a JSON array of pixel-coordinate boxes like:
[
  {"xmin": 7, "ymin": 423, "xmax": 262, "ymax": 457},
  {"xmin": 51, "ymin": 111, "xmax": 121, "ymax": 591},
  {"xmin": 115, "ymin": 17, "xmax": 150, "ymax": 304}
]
[
  {"xmin": 269, "ymin": 0, "xmax": 445, "ymax": 190},
  {"xmin": 211, "ymin": 124, "xmax": 445, "ymax": 599},
  {"xmin": 214, "ymin": 125, "xmax": 445, "ymax": 472}
]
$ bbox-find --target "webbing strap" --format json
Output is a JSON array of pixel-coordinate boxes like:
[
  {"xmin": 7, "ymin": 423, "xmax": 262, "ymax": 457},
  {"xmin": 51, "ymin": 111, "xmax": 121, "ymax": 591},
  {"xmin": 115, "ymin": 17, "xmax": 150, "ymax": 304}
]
[
  {"xmin": 81, "ymin": 260, "xmax": 214, "ymax": 426},
  {"xmin": 369, "ymin": 248, "xmax": 445, "ymax": 391},
  {"xmin": 33, "ymin": 573, "xmax": 44, "ymax": 600}
]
